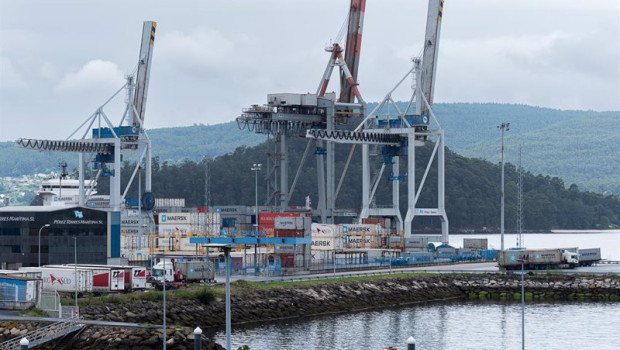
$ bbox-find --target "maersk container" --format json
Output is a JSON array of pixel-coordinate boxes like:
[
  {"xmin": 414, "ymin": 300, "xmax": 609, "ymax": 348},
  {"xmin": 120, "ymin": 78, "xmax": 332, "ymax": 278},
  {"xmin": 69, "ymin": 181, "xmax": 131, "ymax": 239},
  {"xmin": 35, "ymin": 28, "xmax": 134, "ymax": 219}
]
[
  {"xmin": 578, "ymin": 248, "xmax": 602, "ymax": 266},
  {"xmin": 175, "ymin": 260, "xmax": 215, "ymax": 282}
]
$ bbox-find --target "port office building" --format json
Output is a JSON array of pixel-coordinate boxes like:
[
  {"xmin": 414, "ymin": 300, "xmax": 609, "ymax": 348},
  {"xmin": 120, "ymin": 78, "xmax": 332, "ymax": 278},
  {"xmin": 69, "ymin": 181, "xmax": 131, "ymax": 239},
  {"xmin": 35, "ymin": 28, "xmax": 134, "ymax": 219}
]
[{"xmin": 0, "ymin": 206, "xmax": 110, "ymax": 269}]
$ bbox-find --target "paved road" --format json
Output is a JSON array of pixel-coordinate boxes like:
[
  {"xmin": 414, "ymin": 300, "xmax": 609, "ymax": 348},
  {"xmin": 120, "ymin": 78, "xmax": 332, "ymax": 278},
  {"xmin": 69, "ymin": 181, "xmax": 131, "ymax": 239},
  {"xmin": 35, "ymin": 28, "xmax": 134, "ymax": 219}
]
[{"xmin": 213, "ymin": 261, "xmax": 619, "ymax": 284}]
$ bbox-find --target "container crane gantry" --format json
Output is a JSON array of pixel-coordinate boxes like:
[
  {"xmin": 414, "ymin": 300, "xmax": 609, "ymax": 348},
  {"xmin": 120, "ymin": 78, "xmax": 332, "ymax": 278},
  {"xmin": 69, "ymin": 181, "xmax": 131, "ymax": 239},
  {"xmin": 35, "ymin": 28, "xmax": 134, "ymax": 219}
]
[
  {"xmin": 307, "ymin": 0, "xmax": 449, "ymax": 244},
  {"xmin": 237, "ymin": 0, "xmax": 367, "ymax": 224},
  {"xmin": 17, "ymin": 21, "xmax": 158, "ymax": 258}
]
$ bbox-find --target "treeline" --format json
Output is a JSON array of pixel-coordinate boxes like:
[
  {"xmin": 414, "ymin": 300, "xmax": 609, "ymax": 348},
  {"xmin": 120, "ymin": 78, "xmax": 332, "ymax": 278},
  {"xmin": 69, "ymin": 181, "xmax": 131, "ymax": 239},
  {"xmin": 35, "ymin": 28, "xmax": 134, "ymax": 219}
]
[{"xmin": 97, "ymin": 137, "xmax": 620, "ymax": 232}]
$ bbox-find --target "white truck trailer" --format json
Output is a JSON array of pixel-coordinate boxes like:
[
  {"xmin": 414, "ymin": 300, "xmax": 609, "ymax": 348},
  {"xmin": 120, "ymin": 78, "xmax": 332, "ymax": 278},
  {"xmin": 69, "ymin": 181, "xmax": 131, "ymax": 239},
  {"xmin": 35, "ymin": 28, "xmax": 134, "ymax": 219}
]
[
  {"xmin": 578, "ymin": 248, "xmax": 602, "ymax": 266},
  {"xmin": 18, "ymin": 267, "xmax": 93, "ymax": 293}
]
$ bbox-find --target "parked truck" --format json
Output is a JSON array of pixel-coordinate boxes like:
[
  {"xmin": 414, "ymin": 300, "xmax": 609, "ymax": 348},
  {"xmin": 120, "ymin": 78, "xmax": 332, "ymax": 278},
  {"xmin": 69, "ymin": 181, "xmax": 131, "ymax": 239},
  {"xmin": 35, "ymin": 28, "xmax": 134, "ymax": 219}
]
[
  {"xmin": 18, "ymin": 267, "xmax": 93, "ymax": 293},
  {"xmin": 498, "ymin": 248, "xmax": 580, "ymax": 270},
  {"xmin": 45, "ymin": 264, "xmax": 147, "ymax": 292},
  {"xmin": 578, "ymin": 248, "xmax": 602, "ymax": 266},
  {"xmin": 151, "ymin": 258, "xmax": 215, "ymax": 284}
]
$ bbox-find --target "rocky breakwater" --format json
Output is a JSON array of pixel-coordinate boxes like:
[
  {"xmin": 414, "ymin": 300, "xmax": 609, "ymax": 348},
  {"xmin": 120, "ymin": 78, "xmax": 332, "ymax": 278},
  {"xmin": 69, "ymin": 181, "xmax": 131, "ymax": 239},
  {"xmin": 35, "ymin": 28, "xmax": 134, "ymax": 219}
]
[
  {"xmin": 0, "ymin": 321, "xmax": 224, "ymax": 350},
  {"xmin": 453, "ymin": 274, "xmax": 620, "ymax": 300},
  {"xmin": 80, "ymin": 276, "xmax": 467, "ymax": 328}
]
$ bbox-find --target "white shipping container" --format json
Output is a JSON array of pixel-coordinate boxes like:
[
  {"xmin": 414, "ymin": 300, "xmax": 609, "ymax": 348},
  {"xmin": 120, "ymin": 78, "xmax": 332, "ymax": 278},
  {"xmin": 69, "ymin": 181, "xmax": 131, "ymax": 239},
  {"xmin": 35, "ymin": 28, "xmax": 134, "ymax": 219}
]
[
  {"xmin": 159, "ymin": 224, "xmax": 191, "ymax": 237},
  {"xmin": 311, "ymin": 223, "xmax": 340, "ymax": 238},
  {"xmin": 275, "ymin": 217, "xmax": 297, "ymax": 230},
  {"xmin": 159, "ymin": 213, "xmax": 190, "ymax": 224},
  {"xmin": 311, "ymin": 237, "xmax": 337, "ymax": 251},
  {"xmin": 341, "ymin": 224, "xmax": 381, "ymax": 236},
  {"xmin": 345, "ymin": 235, "xmax": 375, "ymax": 248}
]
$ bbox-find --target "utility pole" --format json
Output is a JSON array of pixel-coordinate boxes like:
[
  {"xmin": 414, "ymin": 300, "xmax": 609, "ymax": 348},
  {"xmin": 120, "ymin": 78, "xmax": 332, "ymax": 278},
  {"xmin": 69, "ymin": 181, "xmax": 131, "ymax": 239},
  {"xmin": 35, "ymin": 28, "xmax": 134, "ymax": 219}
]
[
  {"xmin": 498, "ymin": 122, "xmax": 510, "ymax": 251},
  {"xmin": 517, "ymin": 144, "xmax": 523, "ymax": 248}
]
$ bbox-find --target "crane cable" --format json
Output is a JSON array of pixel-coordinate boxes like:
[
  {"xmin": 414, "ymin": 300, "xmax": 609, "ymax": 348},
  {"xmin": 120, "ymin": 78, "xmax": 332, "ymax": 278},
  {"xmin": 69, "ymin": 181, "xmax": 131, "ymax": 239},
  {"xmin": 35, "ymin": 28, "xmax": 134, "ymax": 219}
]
[{"xmin": 334, "ymin": 11, "xmax": 349, "ymax": 45}]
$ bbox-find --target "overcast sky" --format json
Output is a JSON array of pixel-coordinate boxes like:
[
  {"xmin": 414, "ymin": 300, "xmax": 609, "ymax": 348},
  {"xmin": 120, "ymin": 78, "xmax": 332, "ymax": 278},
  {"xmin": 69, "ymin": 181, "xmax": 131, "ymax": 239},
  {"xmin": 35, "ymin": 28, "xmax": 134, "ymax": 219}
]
[{"xmin": 1, "ymin": 0, "xmax": 619, "ymax": 142}]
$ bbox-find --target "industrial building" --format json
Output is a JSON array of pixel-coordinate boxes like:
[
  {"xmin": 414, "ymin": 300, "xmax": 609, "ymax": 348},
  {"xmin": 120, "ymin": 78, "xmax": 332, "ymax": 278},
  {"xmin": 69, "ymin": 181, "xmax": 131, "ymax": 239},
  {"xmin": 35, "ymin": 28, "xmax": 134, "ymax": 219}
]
[{"xmin": 0, "ymin": 206, "xmax": 110, "ymax": 269}]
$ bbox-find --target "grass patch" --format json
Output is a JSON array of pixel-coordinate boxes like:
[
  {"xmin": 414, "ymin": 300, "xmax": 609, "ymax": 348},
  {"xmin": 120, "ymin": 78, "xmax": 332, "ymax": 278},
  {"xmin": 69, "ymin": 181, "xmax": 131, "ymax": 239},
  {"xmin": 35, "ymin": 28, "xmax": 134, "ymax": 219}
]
[
  {"xmin": 75, "ymin": 287, "xmax": 217, "ymax": 307},
  {"xmin": 20, "ymin": 307, "xmax": 49, "ymax": 317}
]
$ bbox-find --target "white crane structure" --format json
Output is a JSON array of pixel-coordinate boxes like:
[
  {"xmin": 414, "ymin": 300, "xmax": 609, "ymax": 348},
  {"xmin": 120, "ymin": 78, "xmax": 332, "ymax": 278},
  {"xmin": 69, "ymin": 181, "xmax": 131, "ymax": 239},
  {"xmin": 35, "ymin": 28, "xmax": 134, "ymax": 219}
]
[
  {"xmin": 307, "ymin": 0, "xmax": 449, "ymax": 243},
  {"xmin": 16, "ymin": 21, "xmax": 158, "ymax": 257}
]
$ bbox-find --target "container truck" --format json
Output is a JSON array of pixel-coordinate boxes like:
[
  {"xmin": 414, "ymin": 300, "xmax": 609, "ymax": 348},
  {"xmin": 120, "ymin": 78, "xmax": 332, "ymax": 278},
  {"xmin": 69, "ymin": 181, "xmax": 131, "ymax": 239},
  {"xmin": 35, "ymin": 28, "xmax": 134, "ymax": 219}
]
[
  {"xmin": 18, "ymin": 267, "xmax": 93, "ymax": 293},
  {"xmin": 151, "ymin": 259, "xmax": 215, "ymax": 284},
  {"xmin": 498, "ymin": 248, "xmax": 579, "ymax": 270},
  {"xmin": 578, "ymin": 248, "xmax": 602, "ymax": 266},
  {"xmin": 45, "ymin": 265, "xmax": 122, "ymax": 293}
]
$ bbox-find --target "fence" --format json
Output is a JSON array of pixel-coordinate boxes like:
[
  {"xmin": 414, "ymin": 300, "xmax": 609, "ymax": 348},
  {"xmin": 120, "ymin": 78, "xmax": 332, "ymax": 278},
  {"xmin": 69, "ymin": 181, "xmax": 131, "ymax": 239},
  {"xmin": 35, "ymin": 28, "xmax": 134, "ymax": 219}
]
[
  {"xmin": 209, "ymin": 249, "xmax": 499, "ymax": 277},
  {"xmin": 39, "ymin": 291, "xmax": 61, "ymax": 317}
]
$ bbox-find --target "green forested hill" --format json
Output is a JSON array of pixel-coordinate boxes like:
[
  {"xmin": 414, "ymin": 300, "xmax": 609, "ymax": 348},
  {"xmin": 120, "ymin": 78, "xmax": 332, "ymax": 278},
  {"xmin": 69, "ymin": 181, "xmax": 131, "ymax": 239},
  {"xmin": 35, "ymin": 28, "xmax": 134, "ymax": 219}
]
[
  {"xmin": 102, "ymin": 139, "xmax": 620, "ymax": 231},
  {"xmin": 1, "ymin": 103, "xmax": 618, "ymax": 194}
]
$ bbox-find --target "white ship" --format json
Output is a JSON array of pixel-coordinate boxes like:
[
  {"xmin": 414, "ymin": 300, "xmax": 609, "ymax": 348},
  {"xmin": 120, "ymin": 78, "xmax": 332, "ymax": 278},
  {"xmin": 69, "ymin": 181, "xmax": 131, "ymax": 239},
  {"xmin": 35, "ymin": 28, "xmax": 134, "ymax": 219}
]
[{"xmin": 36, "ymin": 178, "xmax": 109, "ymax": 207}]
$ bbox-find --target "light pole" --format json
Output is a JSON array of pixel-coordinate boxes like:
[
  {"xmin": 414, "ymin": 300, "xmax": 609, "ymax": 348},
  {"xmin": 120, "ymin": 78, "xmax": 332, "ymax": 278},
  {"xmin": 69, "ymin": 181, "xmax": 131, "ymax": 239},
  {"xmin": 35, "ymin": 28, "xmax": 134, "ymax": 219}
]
[
  {"xmin": 162, "ymin": 254, "xmax": 167, "ymax": 350},
  {"xmin": 224, "ymin": 246, "xmax": 232, "ymax": 350},
  {"xmin": 498, "ymin": 122, "xmax": 510, "ymax": 251},
  {"xmin": 252, "ymin": 163, "xmax": 262, "ymax": 275},
  {"xmin": 205, "ymin": 244, "xmax": 233, "ymax": 349},
  {"xmin": 73, "ymin": 237, "xmax": 78, "ymax": 318},
  {"xmin": 518, "ymin": 258, "xmax": 526, "ymax": 350},
  {"xmin": 38, "ymin": 224, "xmax": 50, "ymax": 267}
]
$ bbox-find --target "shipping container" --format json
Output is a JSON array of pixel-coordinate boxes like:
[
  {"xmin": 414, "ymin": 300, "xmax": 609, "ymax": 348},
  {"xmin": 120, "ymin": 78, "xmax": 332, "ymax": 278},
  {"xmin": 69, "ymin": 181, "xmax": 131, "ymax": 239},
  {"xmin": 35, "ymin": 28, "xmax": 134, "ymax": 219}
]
[
  {"xmin": 578, "ymin": 248, "xmax": 602, "ymax": 266},
  {"xmin": 311, "ymin": 223, "xmax": 340, "ymax": 237},
  {"xmin": 311, "ymin": 237, "xmax": 338, "ymax": 251},
  {"xmin": 463, "ymin": 238, "xmax": 488, "ymax": 250},
  {"xmin": 174, "ymin": 261, "xmax": 215, "ymax": 282}
]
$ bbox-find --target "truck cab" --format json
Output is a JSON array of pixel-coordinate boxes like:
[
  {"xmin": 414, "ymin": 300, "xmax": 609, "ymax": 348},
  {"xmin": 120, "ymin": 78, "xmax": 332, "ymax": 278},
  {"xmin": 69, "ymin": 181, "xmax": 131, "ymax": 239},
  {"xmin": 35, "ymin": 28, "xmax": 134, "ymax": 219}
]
[
  {"xmin": 561, "ymin": 250, "xmax": 580, "ymax": 268},
  {"xmin": 151, "ymin": 259, "xmax": 175, "ymax": 282}
]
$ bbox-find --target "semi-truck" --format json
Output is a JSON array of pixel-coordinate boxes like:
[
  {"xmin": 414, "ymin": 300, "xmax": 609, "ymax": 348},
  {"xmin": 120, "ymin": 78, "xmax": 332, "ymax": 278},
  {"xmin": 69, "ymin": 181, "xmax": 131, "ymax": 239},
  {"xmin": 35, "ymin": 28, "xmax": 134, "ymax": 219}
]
[
  {"xmin": 498, "ymin": 248, "xmax": 580, "ymax": 270},
  {"xmin": 151, "ymin": 259, "xmax": 215, "ymax": 284},
  {"xmin": 578, "ymin": 248, "xmax": 602, "ymax": 266}
]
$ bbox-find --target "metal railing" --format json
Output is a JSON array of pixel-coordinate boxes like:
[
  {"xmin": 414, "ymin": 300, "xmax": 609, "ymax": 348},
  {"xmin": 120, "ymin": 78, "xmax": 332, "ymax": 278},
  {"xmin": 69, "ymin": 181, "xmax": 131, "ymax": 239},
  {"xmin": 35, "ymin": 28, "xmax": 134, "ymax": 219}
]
[{"xmin": 0, "ymin": 319, "xmax": 84, "ymax": 350}]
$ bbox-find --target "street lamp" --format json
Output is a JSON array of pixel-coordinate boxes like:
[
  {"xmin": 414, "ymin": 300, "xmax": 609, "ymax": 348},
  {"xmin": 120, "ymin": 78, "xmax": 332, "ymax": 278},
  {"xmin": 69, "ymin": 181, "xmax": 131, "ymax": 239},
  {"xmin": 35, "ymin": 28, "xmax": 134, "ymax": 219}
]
[
  {"xmin": 207, "ymin": 244, "xmax": 232, "ymax": 350},
  {"xmin": 38, "ymin": 224, "xmax": 50, "ymax": 267},
  {"xmin": 251, "ymin": 163, "xmax": 262, "ymax": 275},
  {"xmin": 498, "ymin": 122, "xmax": 510, "ymax": 251},
  {"xmin": 163, "ymin": 254, "xmax": 167, "ymax": 350}
]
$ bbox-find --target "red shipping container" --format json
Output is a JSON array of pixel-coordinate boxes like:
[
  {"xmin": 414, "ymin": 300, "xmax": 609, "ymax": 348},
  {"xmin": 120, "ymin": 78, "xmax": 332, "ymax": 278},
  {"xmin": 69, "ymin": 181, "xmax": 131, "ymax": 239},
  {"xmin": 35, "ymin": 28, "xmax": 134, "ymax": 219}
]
[
  {"xmin": 277, "ymin": 253, "xmax": 295, "ymax": 267},
  {"xmin": 259, "ymin": 213, "xmax": 300, "ymax": 237}
]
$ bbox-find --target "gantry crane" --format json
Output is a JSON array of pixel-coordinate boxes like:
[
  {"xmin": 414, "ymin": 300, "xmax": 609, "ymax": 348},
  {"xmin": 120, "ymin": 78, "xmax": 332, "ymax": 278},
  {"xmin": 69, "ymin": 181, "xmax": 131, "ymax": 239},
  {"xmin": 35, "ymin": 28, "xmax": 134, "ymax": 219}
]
[
  {"xmin": 307, "ymin": 0, "xmax": 449, "ymax": 243},
  {"xmin": 237, "ymin": 0, "xmax": 367, "ymax": 224},
  {"xmin": 17, "ymin": 21, "xmax": 158, "ymax": 257}
]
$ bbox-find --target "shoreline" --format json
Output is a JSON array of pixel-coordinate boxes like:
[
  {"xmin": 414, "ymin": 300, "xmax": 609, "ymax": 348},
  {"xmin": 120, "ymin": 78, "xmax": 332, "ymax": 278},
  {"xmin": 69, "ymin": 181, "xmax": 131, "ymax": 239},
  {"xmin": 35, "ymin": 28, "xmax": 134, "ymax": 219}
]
[{"xmin": 1, "ymin": 272, "xmax": 618, "ymax": 349}]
